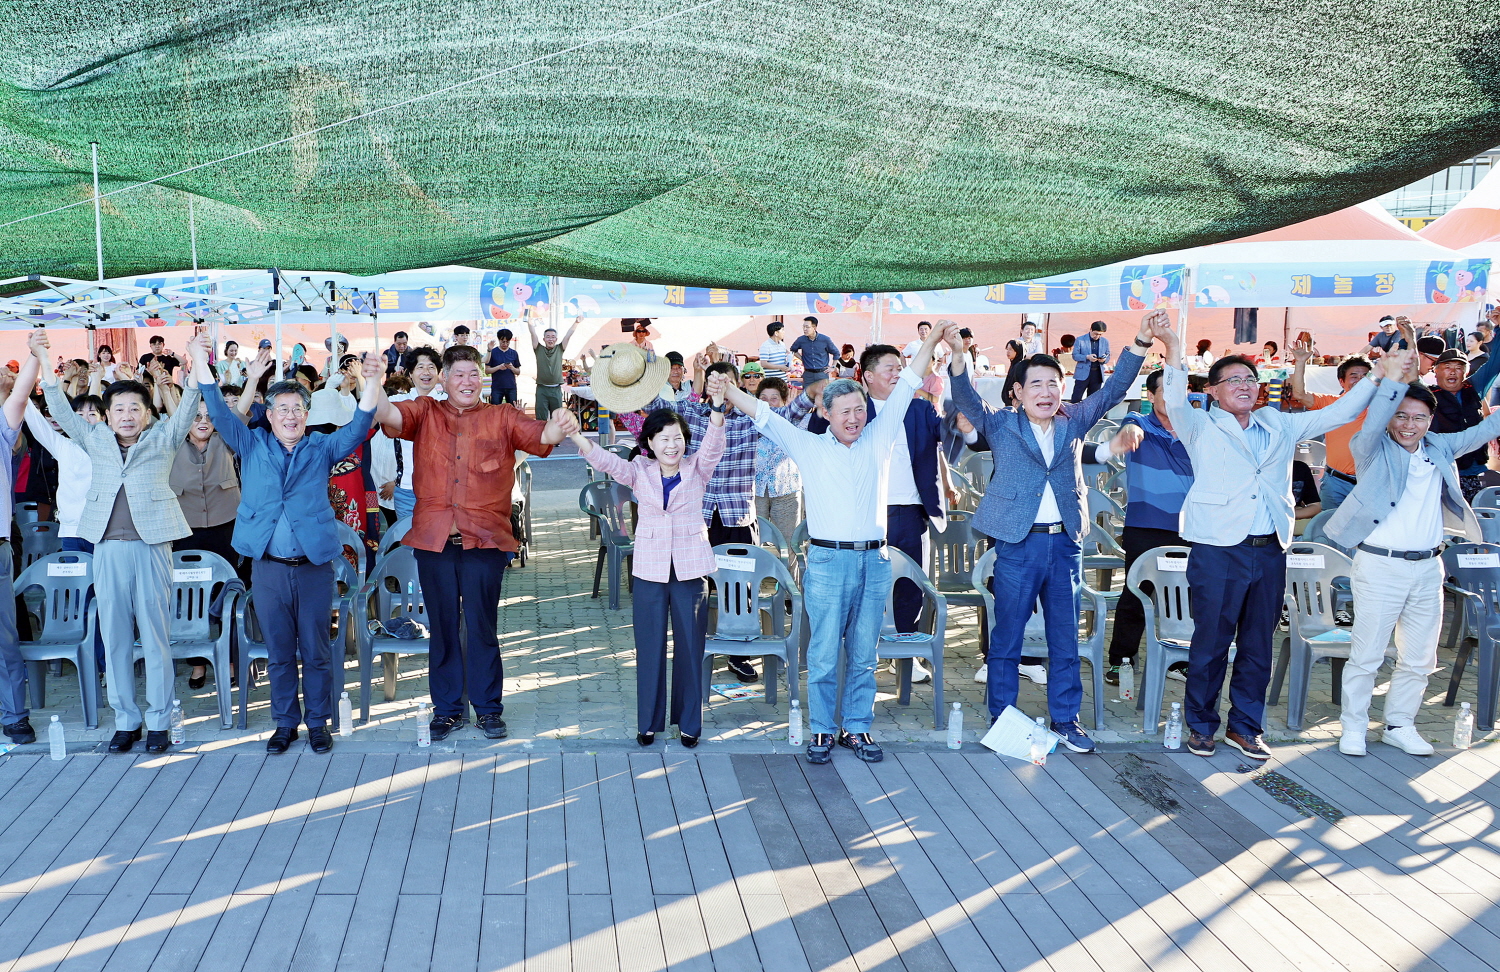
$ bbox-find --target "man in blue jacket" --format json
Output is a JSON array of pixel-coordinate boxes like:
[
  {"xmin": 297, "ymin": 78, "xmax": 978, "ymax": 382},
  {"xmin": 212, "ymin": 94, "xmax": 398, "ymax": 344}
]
[
  {"xmin": 188, "ymin": 335, "xmax": 388, "ymax": 754},
  {"xmin": 1070, "ymin": 321, "xmax": 1110, "ymax": 402}
]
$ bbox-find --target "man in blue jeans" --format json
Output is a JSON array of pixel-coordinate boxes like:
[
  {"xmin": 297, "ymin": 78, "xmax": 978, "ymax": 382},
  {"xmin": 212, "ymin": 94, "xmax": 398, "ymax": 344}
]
[{"xmin": 722, "ymin": 323, "xmax": 951, "ymax": 764}]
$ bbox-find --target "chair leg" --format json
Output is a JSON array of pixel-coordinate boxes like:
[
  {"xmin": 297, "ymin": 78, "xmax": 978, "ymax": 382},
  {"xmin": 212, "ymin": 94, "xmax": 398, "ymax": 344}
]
[
  {"xmin": 215, "ymin": 637, "xmax": 234, "ymax": 729},
  {"xmin": 25, "ymin": 660, "xmax": 44, "ymax": 711},
  {"xmin": 1091, "ymin": 651, "xmax": 1106, "ymax": 731},
  {"xmin": 607, "ymin": 548, "xmax": 622, "ymax": 611},
  {"xmin": 1141, "ymin": 648, "xmax": 1166, "ymax": 734},
  {"xmin": 359, "ymin": 648, "xmax": 373, "ymax": 724},
  {"xmin": 1477, "ymin": 634, "xmax": 1498, "ymax": 731},
  {"xmin": 1329, "ymin": 658, "xmax": 1346, "ymax": 706},
  {"xmin": 931, "ymin": 653, "xmax": 944, "ymax": 730},
  {"xmin": 703, "ymin": 654, "xmax": 715, "ymax": 701},
  {"xmin": 1268, "ymin": 638, "xmax": 1290, "ymax": 706},
  {"xmin": 383, "ymin": 653, "xmax": 399, "ymax": 702},
  {"xmin": 592, "ymin": 546, "xmax": 606, "ymax": 599},
  {"xmin": 1286, "ymin": 643, "xmax": 1310, "ymax": 732},
  {"xmin": 764, "ymin": 656, "xmax": 778, "ymax": 707},
  {"xmin": 897, "ymin": 659, "xmax": 912, "ymax": 706},
  {"xmin": 1446, "ymin": 642, "xmax": 1473, "ymax": 706}
]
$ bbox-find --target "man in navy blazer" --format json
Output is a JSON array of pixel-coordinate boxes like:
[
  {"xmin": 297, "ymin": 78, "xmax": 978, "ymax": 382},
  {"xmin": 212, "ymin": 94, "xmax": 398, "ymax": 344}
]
[{"xmin": 189, "ymin": 335, "xmax": 388, "ymax": 755}]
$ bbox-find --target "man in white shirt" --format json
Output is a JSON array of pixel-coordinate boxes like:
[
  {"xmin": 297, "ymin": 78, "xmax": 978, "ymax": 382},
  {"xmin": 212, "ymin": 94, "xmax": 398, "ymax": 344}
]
[
  {"xmin": 1020, "ymin": 320, "xmax": 1045, "ymax": 357},
  {"xmin": 902, "ymin": 321, "xmax": 948, "ymax": 367},
  {"xmin": 721, "ymin": 322, "xmax": 952, "ymax": 765},
  {"xmin": 757, "ymin": 322, "xmax": 790, "ymax": 381}
]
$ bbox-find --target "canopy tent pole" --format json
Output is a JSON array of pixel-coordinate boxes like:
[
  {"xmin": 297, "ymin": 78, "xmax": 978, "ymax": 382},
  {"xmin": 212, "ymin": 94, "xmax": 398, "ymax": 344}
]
[
  {"xmin": 1176, "ymin": 267, "xmax": 1194, "ymax": 347},
  {"xmin": 870, "ymin": 294, "xmax": 884, "ymax": 344},
  {"xmin": 272, "ymin": 270, "xmax": 283, "ymax": 378},
  {"xmin": 372, "ymin": 315, "xmax": 380, "ymax": 358},
  {"xmin": 90, "ymin": 142, "xmax": 104, "ymax": 282}
]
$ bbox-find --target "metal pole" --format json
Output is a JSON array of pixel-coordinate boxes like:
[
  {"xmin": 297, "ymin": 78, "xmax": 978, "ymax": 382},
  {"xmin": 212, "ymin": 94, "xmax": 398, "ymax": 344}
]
[
  {"xmin": 90, "ymin": 143, "xmax": 104, "ymax": 282},
  {"xmin": 1176, "ymin": 266, "xmax": 1194, "ymax": 345},
  {"xmin": 871, "ymin": 293, "xmax": 884, "ymax": 344},
  {"xmin": 188, "ymin": 196, "xmax": 200, "ymax": 279},
  {"xmin": 272, "ymin": 270, "xmax": 283, "ymax": 379}
]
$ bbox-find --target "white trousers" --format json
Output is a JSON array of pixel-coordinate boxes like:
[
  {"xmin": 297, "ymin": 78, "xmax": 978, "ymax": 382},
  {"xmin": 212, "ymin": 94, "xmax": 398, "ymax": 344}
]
[{"xmin": 1342, "ymin": 551, "xmax": 1443, "ymax": 731}]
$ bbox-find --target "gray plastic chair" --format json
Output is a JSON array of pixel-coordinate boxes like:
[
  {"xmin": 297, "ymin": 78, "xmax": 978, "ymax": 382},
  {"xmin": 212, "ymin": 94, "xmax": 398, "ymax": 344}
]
[
  {"xmin": 960, "ymin": 452, "xmax": 993, "ymax": 492},
  {"xmin": 336, "ymin": 520, "xmax": 367, "ymax": 581},
  {"xmin": 1471, "ymin": 485, "xmax": 1500, "ymax": 512},
  {"xmin": 945, "ymin": 468, "xmax": 982, "ymax": 513},
  {"xmin": 235, "ymin": 554, "xmax": 359, "ymax": 729},
  {"xmin": 928, "ymin": 510, "xmax": 989, "ymax": 646},
  {"xmin": 14, "ymin": 502, "xmax": 42, "ymax": 526},
  {"xmin": 144, "ymin": 550, "xmax": 240, "ymax": 729},
  {"xmin": 378, "ymin": 516, "xmax": 412, "ymax": 557},
  {"xmin": 1268, "ymin": 542, "xmax": 1385, "ymax": 730},
  {"xmin": 1081, "ymin": 521, "xmax": 1126, "ymax": 592},
  {"xmin": 704, "ymin": 544, "xmax": 802, "ymax": 706},
  {"xmin": 1128, "ymin": 545, "xmax": 1196, "ymax": 733},
  {"xmin": 1086, "ymin": 488, "xmax": 1125, "ymax": 536},
  {"xmin": 1295, "ymin": 439, "xmax": 1327, "ymax": 476},
  {"xmin": 17, "ymin": 520, "xmax": 62, "ymax": 572},
  {"xmin": 1441, "ymin": 541, "xmax": 1500, "ymax": 729},
  {"xmin": 354, "ymin": 545, "xmax": 431, "ymax": 723},
  {"xmin": 874, "ymin": 547, "xmax": 948, "ymax": 727},
  {"xmin": 755, "ymin": 516, "xmax": 791, "ymax": 563},
  {"xmin": 580, "ymin": 481, "xmax": 635, "ymax": 610},
  {"xmin": 973, "ymin": 547, "xmax": 1110, "ymax": 729},
  {"xmin": 15, "ymin": 551, "xmax": 99, "ymax": 729},
  {"xmin": 515, "ymin": 459, "xmax": 533, "ymax": 567},
  {"xmin": 1474, "ymin": 509, "xmax": 1500, "ymax": 544},
  {"xmin": 1084, "ymin": 419, "xmax": 1119, "ymax": 444}
]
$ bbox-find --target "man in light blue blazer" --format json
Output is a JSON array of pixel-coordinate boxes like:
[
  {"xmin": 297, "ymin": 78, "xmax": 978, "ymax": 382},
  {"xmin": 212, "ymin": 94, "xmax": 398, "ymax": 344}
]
[
  {"xmin": 950, "ymin": 312, "xmax": 1173, "ymax": 754},
  {"xmin": 1325, "ymin": 358, "xmax": 1500, "ymax": 756},
  {"xmin": 1162, "ymin": 340, "xmax": 1384, "ymax": 761}
]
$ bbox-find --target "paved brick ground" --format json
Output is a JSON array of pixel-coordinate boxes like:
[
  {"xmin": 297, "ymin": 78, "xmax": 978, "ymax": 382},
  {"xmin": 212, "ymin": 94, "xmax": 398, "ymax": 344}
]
[{"xmin": 15, "ymin": 483, "xmax": 1496, "ymax": 754}]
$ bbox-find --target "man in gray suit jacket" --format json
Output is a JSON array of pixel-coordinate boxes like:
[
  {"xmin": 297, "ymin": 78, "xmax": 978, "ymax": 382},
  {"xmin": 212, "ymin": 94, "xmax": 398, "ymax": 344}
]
[
  {"xmin": 950, "ymin": 311, "xmax": 1173, "ymax": 754},
  {"xmin": 35, "ymin": 329, "xmax": 203, "ymax": 755},
  {"xmin": 1162, "ymin": 341, "xmax": 1382, "ymax": 761},
  {"xmin": 1325, "ymin": 361, "xmax": 1500, "ymax": 757}
]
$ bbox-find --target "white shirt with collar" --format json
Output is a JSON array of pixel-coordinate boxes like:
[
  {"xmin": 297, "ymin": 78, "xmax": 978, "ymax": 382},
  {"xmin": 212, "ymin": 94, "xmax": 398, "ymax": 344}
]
[
  {"xmin": 870, "ymin": 395, "xmax": 921, "ymax": 506},
  {"xmin": 1363, "ymin": 446, "xmax": 1443, "ymax": 551},
  {"xmin": 1030, "ymin": 419, "xmax": 1064, "ymax": 524}
]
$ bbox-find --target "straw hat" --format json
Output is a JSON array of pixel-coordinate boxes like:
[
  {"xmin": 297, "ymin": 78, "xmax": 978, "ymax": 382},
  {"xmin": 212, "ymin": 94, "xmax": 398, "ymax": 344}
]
[{"xmin": 591, "ymin": 342, "xmax": 671, "ymax": 414}]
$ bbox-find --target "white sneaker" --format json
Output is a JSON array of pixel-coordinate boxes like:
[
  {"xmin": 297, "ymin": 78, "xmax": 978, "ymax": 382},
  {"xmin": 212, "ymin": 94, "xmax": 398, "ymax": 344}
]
[
  {"xmin": 1338, "ymin": 731, "xmax": 1366, "ymax": 756},
  {"xmin": 1019, "ymin": 664, "xmax": 1048, "ymax": 685},
  {"xmin": 1381, "ymin": 725, "xmax": 1435, "ymax": 756},
  {"xmin": 974, "ymin": 664, "xmax": 988, "ymax": 683},
  {"xmin": 909, "ymin": 659, "xmax": 932, "ymax": 683}
]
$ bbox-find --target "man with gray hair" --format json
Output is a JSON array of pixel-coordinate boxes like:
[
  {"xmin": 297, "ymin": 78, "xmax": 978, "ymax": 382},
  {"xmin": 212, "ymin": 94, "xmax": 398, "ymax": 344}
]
[
  {"xmin": 721, "ymin": 322, "xmax": 952, "ymax": 764},
  {"xmin": 188, "ymin": 334, "xmax": 388, "ymax": 754}
]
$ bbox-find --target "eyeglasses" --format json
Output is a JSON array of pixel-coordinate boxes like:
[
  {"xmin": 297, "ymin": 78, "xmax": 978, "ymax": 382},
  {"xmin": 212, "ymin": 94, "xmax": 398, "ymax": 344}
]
[
  {"xmin": 1211, "ymin": 376, "xmax": 1259, "ymax": 387},
  {"xmin": 1392, "ymin": 412, "xmax": 1432, "ymax": 423},
  {"xmin": 269, "ymin": 405, "xmax": 307, "ymax": 416}
]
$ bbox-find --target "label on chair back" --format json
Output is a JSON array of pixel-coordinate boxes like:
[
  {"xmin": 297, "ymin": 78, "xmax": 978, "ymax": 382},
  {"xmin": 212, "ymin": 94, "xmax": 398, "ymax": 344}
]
[
  {"xmin": 1156, "ymin": 557, "xmax": 1187, "ymax": 572},
  {"xmin": 173, "ymin": 568, "xmax": 213, "ymax": 582},
  {"xmin": 47, "ymin": 563, "xmax": 86, "ymax": 576},
  {"xmin": 1286, "ymin": 554, "xmax": 1325, "ymax": 569},
  {"xmin": 1458, "ymin": 553, "xmax": 1500, "ymax": 568},
  {"xmin": 715, "ymin": 555, "xmax": 756, "ymax": 572}
]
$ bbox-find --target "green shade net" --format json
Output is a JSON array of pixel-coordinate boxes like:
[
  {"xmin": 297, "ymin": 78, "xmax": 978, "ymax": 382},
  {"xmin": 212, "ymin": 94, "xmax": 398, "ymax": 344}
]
[{"xmin": 0, "ymin": 0, "xmax": 1497, "ymax": 291}]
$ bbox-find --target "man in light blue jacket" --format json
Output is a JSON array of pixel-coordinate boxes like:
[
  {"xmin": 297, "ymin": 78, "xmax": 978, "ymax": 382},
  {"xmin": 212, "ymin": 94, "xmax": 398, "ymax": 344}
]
[{"xmin": 1162, "ymin": 341, "xmax": 1384, "ymax": 761}]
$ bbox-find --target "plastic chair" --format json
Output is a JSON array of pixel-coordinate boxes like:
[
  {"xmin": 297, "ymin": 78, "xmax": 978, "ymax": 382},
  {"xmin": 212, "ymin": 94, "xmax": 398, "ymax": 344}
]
[
  {"xmin": 1268, "ymin": 543, "xmax": 1387, "ymax": 730},
  {"xmin": 14, "ymin": 552, "xmax": 99, "ymax": 729},
  {"xmin": 1300, "ymin": 508, "xmax": 1349, "ymax": 555},
  {"xmin": 144, "ymin": 550, "xmax": 240, "ymax": 729},
  {"xmin": 17, "ymin": 521, "xmax": 62, "ymax": 571},
  {"xmin": 704, "ymin": 544, "xmax": 801, "ymax": 706},
  {"xmin": 515, "ymin": 459, "xmax": 533, "ymax": 567},
  {"xmin": 945, "ymin": 468, "xmax": 982, "ymax": 513},
  {"xmin": 1128, "ymin": 545, "xmax": 1197, "ymax": 733},
  {"xmin": 579, "ymin": 481, "xmax": 635, "ymax": 610},
  {"xmin": 1085, "ymin": 419, "xmax": 1119, "ymax": 445},
  {"xmin": 336, "ymin": 520, "xmax": 367, "ymax": 581},
  {"xmin": 1441, "ymin": 542, "xmax": 1500, "ymax": 729},
  {"xmin": 972, "ymin": 547, "xmax": 1110, "ymax": 729},
  {"xmin": 1474, "ymin": 509, "xmax": 1500, "ymax": 544},
  {"xmin": 874, "ymin": 548, "xmax": 948, "ymax": 728},
  {"xmin": 378, "ymin": 517, "xmax": 411, "ymax": 558},
  {"xmin": 1471, "ymin": 485, "xmax": 1500, "ymax": 512},
  {"xmin": 928, "ymin": 511, "xmax": 989, "ymax": 646},
  {"xmin": 354, "ymin": 545, "xmax": 431, "ymax": 723},
  {"xmin": 1086, "ymin": 488, "xmax": 1125, "ymax": 536},
  {"xmin": 234, "ymin": 554, "xmax": 358, "ymax": 729},
  {"xmin": 14, "ymin": 502, "xmax": 42, "ymax": 526},
  {"xmin": 1081, "ymin": 521, "xmax": 1126, "ymax": 592},
  {"xmin": 960, "ymin": 452, "xmax": 993, "ymax": 491},
  {"xmin": 755, "ymin": 516, "xmax": 790, "ymax": 563},
  {"xmin": 1295, "ymin": 439, "xmax": 1327, "ymax": 476}
]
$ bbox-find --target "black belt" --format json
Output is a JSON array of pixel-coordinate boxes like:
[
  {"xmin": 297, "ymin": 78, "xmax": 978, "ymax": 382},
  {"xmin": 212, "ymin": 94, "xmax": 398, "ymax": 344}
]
[
  {"xmin": 1030, "ymin": 522, "xmax": 1065, "ymax": 534},
  {"xmin": 1326, "ymin": 469, "xmax": 1357, "ymax": 485},
  {"xmin": 1357, "ymin": 542, "xmax": 1443, "ymax": 561},
  {"xmin": 810, "ymin": 538, "xmax": 886, "ymax": 550},
  {"xmin": 1241, "ymin": 533, "xmax": 1280, "ymax": 547},
  {"xmin": 262, "ymin": 554, "xmax": 310, "ymax": 567}
]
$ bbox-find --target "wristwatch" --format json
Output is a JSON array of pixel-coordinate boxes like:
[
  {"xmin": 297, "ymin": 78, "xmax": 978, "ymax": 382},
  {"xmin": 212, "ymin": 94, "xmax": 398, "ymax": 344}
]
[
  {"xmin": 1133, "ymin": 336, "xmax": 1153, "ymax": 349},
  {"xmin": 706, "ymin": 401, "xmax": 726, "ymax": 413}
]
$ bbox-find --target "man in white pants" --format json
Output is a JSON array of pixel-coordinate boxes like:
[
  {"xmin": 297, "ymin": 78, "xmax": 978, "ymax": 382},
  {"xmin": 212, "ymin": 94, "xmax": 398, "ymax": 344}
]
[{"xmin": 1324, "ymin": 350, "xmax": 1500, "ymax": 755}]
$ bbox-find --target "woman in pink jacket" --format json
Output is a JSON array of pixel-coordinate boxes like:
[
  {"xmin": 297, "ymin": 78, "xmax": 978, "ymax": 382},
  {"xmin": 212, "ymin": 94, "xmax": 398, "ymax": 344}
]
[{"xmin": 572, "ymin": 373, "xmax": 729, "ymax": 747}]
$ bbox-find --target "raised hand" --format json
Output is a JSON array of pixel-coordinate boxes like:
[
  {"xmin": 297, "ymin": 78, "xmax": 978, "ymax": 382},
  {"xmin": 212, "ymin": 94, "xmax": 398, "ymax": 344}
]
[
  {"xmin": 360, "ymin": 351, "xmax": 383, "ymax": 380},
  {"xmin": 940, "ymin": 322, "xmax": 964, "ymax": 357},
  {"xmin": 1289, "ymin": 337, "xmax": 1313, "ymax": 366},
  {"xmin": 27, "ymin": 328, "xmax": 49, "ymax": 360},
  {"xmin": 246, "ymin": 348, "xmax": 274, "ymax": 380},
  {"xmin": 1139, "ymin": 310, "xmax": 1174, "ymax": 345},
  {"xmin": 1110, "ymin": 423, "xmax": 1145, "ymax": 454}
]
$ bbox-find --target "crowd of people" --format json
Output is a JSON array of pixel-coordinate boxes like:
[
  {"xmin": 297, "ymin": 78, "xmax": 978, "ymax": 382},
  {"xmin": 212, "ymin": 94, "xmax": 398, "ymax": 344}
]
[{"xmin": 0, "ymin": 305, "xmax": 1497, "ymax": 765}]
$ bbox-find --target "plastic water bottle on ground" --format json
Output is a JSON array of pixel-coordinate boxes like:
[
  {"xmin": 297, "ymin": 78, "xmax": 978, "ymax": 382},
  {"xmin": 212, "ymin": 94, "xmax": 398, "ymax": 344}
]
[
  {"xmin": 1164, "ymin": 702, "xmax": 1183, "ymax": 750},
  {"xmin": 48, "ymin": 715, "xmax": 65, "ymax": 760},
  {"xmin": 1454, "ymin": 702, "xmax": 1474, "ymax": 750},
  {"xmin": 1119, "ymin": 659, "xmax": 1135, "ymax": 702},
  {"xmin": 169, "ymin": 700, "xmax": 185, "ymax": 745},
  {"xmin": 788, "ymin": 699, "xmax": 803, "ymax": 747},
  {"xmin": 946, "ymin": 702, "xmax": 964, "ymax": 750},
  {"xmin": 339, "ymin": 692, "xmax": 354, "ymax": 737},
  {"xmin": 416, "ymin": 701, "xmax": 432, "ymax": 748},
  {"xmin": 1030, "ymin": 716, "xmax": 1049, "ymax": 766}
]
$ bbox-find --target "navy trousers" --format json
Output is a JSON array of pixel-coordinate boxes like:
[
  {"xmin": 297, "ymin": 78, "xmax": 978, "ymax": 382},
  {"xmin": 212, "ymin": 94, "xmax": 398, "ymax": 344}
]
[
  {"xmin": 631, "ymin": 574, "xmax": 706, "ymax": 736},
  {"xmin": 1183, "ymin": 540, "xmax": 1284, "ymax": 737},
  {"xmin": 414, "ymin": 543, "xmax": 511, "ymax": 719},
  {"xmin": 886, "ymin": 504, "xmax": 929, "ymax": 632},
  {"xmin": 251, "ymin": 558, "xmax": 336, "ymax": 729},
  {"xmin": 1070, "ymin": 362, "xmax": 1103, "ymax": 402},
  {"xmin": 1107, "ymin": 525, "xmax": 1183, "ymax": 665},
  {"xmin": 984, "ymin": 530, "xmax": 1083, "ymax": 722}
]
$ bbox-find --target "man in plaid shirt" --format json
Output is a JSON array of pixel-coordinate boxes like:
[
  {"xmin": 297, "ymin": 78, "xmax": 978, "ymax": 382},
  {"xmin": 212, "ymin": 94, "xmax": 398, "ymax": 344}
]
[{"xmin": 645, "ymin": 354, "xmax": 819, "ymax": 680}]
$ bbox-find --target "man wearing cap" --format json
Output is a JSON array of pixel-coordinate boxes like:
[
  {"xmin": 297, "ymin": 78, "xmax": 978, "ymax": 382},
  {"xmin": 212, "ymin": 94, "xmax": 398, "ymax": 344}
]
[
  {"xmin": 1360, "ymin": 316, "xmax": 1406, "ymax": 359},
  {"xmin": 527, "ymin": 315, "xmax": 580, "ymax": 420},
  {"xmin": 740, "ymin": 361, "xmax": 765, "ymax": 397},
  {"xmin": 757, "ymin": 322, "xmax": 790, "ymax": 381},
  {"xmin": 378, "ymin": 344, "xmax": 574, "ymax": 741},
  {"xmin": 1427, "ymin": 343, "xmax": 1500, "ymax": 501},
  {"xmin": 660, "ymin": 351, "xmax": 693, "ymax": 403}
]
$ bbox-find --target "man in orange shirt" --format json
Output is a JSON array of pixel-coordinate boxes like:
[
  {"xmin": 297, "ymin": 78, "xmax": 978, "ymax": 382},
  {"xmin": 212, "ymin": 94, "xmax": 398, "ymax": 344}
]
[
  {"xmin": 1289, "ymin": 341, "xmax": 1371, "ymax": 511},
  {"xmin": 379, "ymin": 344, "xmax": 577, "ymax": 741}
]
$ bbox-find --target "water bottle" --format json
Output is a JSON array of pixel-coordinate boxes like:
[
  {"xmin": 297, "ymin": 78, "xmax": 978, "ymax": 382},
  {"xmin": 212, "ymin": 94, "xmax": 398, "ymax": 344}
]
[
  {"xmin": 339, "ymin": 692, "xmax": 354, "ymax": 737},
  {"xmin": 1164, "ymin": 702, "xmax": 1183, "ymax": 750},
  {"xmin": 1029, "ymin": 716, "xmax": 1049, "ymax": 766},
  {"xmin": 48, "ymin": 715, "xmax": 65, "ymax": 760},
  {"xmin": 787, "ymin": 699, "xmax": 803, "ymax": 747},
  {"xmin": 1119, "ymin": 659, "xmax": 1135, "ymax": 702},
  {"xmin": 946, "ymin": 702, "xmax": 964, "ymax": 750},
  {"xmin": 169, "ymin": 700, "xmax": 185, "ymax": 745},
  {"xmin": 416, "ymin": 701, "xmax": 432, "ymax": 748},
  {"xmin": 1454, "ymin": 702, "xmax": 1474, "ymax": 750}
]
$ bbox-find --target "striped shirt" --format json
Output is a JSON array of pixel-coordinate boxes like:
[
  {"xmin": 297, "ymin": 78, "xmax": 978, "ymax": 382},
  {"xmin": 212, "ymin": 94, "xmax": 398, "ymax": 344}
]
[
  {"xmin": 1120, "ymin": 411, "xmax": 1194, "ymax": 532},
  {"xmin": 758, "ymin": 339, "xmax": 790, "ymax": 380}
]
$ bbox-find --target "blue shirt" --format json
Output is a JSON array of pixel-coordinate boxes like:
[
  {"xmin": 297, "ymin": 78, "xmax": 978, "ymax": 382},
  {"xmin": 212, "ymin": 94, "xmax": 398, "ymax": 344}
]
[
  {"xmin": 1241, "ymin": 418, "xmax": 1279, "ymax": 536},
  {"xmin": 661, "ymin": 472, "xmax": 682, "ymax": 509},
  {"xmin": 1120, "ymin": 412, "xmax": 1193, "ymax": 532},
  {"xmin": 791, "ymin": 333, "xmax": 839, "ymax": 372},
  {"xmin": 267, "ymin": 442, "xmax": 306, "ymax": 558},
  {"xmin": 488, "ymin": 347, "xmax": 521, "ymax": 390}
]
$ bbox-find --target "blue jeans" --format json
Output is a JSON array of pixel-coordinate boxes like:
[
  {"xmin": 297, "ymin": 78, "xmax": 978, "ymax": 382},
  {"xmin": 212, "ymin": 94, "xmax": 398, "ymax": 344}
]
[
  {"xmin": 803, "ymin": 545, "xmax": 890, "ymax": 734},
  {"xmin": 985, "ymin": 530, "xmax": 1083, "ymax": 723},
  {"xmin": 1319, "ymin": 471, "xmax": 1353, "ymax": 510},
  {"xmin": 394, "ymin": 487, "xmax": 416, "ymax": 521}
]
